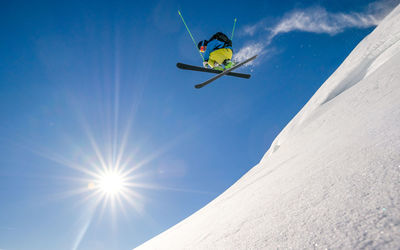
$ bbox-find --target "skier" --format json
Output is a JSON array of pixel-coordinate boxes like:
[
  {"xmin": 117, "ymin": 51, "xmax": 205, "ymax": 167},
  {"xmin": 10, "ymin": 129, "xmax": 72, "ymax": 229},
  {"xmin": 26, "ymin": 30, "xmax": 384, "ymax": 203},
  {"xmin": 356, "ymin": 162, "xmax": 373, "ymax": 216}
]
[{"xmin": 197, "ymin": 32, "xmax": 234, "ymax": 71}]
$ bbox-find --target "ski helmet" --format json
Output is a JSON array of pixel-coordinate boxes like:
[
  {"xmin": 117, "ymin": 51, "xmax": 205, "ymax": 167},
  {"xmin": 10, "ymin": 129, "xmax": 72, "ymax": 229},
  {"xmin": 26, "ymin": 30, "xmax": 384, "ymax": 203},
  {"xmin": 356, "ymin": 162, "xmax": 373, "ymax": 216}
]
[{"xmin": 198, "ymin": 40, "xmax": 207, "ymax": 52}]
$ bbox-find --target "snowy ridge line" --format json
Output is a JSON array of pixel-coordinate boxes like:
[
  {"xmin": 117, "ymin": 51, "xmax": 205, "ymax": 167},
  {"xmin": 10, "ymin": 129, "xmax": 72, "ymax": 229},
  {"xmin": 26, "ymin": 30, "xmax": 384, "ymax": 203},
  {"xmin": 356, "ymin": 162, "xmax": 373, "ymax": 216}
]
[{"xmin": 262, "ymin": 4, "xmax": 400, "ymax": 160}]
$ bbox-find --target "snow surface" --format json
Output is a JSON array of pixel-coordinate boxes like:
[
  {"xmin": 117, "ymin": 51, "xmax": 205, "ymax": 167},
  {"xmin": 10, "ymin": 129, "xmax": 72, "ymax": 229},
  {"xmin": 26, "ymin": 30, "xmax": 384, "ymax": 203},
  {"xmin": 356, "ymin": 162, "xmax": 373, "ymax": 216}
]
[{"xmin": 136, "ymin": 5, "xmax": 400, "ymax": 249}]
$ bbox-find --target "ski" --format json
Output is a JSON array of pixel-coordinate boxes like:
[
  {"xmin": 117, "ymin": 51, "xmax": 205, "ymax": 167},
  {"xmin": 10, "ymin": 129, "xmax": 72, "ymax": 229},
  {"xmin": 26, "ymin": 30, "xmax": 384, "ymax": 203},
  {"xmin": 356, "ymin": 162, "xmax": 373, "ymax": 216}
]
[
  {"xmin": 177, "ymin": 63, "xmax": 251, "ymax": 79},
  {"xmin": 195, "ymin": 55, "xmax": 257, "ymax": 89}
]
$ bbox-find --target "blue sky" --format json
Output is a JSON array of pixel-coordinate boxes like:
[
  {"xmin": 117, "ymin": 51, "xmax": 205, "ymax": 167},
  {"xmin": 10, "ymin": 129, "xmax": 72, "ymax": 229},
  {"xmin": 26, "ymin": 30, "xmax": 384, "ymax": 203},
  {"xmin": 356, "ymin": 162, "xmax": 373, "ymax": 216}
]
[{"xmin": 0, "ymin": 0, "xmax": 397, "ymax": 249}]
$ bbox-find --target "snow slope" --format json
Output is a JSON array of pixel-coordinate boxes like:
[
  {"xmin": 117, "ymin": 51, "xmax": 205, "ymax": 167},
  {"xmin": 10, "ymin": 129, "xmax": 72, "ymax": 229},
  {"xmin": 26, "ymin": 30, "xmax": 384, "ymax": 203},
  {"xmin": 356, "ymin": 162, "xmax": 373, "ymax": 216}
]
[{"xmin": 137, "ymin": 5, "xmax": 400, "ymax": 249}]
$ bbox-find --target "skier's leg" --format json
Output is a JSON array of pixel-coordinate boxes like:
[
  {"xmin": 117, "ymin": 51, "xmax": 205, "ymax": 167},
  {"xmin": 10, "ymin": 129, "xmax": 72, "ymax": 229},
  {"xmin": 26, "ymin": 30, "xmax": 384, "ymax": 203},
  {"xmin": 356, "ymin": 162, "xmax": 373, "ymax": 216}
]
[
  {"xmin": 210, "ymin": 49, "xmax": 227, "ymax": 65},
  {"xmin": 208, "ymin": 53, "xmax": 222, "ymax": 70},
  {"xmin": 223, "ymin": 48, "xmax": 233, "ymax": 61},
  {"xmin": 210, "ymin": 49, "xmax": 233, "ymax": 69},
  {"xmin": 209, "ymin": 50, "xmax": 226, "ymax": 70},
  {"xmin": 207, "ymin": 59, "xmax": 216, "ymax": 68},
  {"xmin": 222, "ymin": 49, "xmax": 234, "ymax": 69}
]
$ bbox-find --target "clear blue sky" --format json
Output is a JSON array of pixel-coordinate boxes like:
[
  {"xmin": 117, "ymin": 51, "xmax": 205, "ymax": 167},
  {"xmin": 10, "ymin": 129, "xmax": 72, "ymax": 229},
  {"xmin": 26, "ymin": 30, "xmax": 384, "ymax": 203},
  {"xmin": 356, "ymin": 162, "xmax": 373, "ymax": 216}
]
[{"xmin": 0, "ymin": 0, "xmax": 391, "ymax": 249}]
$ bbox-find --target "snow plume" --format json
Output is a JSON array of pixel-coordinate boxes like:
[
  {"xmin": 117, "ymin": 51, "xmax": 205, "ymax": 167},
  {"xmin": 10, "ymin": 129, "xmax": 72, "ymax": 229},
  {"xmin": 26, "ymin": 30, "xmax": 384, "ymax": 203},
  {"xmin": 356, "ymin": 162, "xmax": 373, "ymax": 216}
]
[
  {"xmin": 234, "ymin": 42, "xmax": 265, "ymax": 65},
  {"xmin": 270, "ymin": 7, "xmax": 380, "ymax": 37},
  {"xmin": 242, "ymin": 22, "xmax": 264, "ymax": 36},
  {"xmin": 237, "ymin": 1, "xmax": 399, "ymax": 63}
]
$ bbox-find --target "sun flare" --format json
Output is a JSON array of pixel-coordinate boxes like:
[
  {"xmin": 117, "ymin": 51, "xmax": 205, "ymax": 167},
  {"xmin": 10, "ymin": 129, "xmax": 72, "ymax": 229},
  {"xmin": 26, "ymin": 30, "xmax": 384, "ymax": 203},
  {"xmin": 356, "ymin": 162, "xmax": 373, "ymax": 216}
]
[
  {"xmin": 94, "ymin": 170, "xmax": 127, "ymax": 196},
  {"xmin": 98, "ymin": 172, "xmax": 125, "ymax": 195}
]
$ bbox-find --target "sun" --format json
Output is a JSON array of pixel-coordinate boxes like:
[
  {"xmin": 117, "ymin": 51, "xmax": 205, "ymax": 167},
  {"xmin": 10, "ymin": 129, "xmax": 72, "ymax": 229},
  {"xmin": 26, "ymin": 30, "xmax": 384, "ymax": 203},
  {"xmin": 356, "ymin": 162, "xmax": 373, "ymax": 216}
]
[
  {"xmin": 94, "ymin": 170, "xmax": 127, "ymax": 196},
  {"xmin": 83, "ymin": 164, "xmax": 144, "ymax": 213},
  {"xmin": 98, "ymin": 172, "xmax": 125, "ymax": 194}
]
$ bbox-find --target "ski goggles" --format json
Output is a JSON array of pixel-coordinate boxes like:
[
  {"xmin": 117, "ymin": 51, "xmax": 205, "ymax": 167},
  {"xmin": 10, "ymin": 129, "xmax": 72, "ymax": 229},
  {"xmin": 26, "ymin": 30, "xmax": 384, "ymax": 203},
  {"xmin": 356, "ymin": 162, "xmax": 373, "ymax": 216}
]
[{"xmin": 199, "ymin": 46, "xmax": 206, "ymax": 52}]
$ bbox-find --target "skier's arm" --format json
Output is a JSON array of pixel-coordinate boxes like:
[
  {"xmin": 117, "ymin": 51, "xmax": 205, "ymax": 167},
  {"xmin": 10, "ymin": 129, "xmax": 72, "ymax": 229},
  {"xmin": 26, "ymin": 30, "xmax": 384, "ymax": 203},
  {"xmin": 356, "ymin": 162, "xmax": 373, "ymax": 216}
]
[
  {"xmin": 202, "ymin": 41, "xmax": 213, "ymax": 68},
  {"xmin": 203, "ymin": 40, "xmax": 218, "ymax": 61}
]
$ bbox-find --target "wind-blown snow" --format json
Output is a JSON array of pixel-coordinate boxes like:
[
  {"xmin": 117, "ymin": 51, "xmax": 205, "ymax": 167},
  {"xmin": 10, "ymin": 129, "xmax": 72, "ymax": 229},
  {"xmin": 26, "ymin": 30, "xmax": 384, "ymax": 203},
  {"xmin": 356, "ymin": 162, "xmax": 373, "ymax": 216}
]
[{"xmin": 136, "ymin": 5, "xmax": 400, "ymax": 249}]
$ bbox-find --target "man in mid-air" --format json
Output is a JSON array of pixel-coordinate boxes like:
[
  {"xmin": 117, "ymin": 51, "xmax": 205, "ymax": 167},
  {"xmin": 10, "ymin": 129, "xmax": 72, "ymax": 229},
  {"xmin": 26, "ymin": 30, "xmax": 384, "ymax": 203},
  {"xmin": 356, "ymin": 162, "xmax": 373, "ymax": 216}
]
[{"xmin": 197, "ymin": 32, "xmax": 234, "ymax": 71}]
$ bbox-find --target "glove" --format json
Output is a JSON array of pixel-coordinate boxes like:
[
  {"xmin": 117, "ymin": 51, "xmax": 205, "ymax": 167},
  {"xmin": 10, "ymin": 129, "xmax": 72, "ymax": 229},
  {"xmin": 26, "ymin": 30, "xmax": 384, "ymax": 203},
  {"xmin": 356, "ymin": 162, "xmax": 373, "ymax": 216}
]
[{"xmin": 203, "ymin": 61, "xmax": 209, "ymax": 68}]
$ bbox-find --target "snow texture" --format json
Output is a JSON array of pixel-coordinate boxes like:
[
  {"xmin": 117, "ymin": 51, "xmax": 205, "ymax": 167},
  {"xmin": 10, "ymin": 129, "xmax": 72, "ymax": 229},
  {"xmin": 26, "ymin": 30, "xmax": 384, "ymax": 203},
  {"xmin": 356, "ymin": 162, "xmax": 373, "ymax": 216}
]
[{"xmin": 136, "ymin": 5, "xmax": 400, "ymax": 249}]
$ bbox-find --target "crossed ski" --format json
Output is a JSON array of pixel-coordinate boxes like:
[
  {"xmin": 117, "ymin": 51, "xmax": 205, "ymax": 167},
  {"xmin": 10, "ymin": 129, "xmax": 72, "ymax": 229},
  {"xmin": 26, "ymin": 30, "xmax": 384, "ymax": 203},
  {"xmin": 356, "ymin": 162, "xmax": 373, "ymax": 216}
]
[{"xmin": 177, "ymin": 55, "xmax": 257, "ymax": 89}]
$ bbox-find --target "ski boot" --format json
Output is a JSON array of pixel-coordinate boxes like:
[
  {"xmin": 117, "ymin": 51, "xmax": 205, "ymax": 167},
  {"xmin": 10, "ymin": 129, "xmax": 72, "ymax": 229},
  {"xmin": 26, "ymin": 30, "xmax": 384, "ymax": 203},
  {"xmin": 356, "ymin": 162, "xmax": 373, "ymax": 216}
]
[
  {"xmin": 213, "ymin": 63, "xmax": 224, "ymax": 71},
  {"xmin": 223, "ymin": 59, "xmax": 234, "ymax": 70}
]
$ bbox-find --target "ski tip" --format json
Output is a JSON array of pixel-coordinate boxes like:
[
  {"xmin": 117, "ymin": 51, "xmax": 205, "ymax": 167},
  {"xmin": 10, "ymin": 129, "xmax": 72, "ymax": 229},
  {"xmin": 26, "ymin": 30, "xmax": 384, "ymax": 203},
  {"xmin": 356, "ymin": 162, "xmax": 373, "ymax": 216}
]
[{"xmin": 195, "ymin": 84, "xmax": 203, "ymax": 89}]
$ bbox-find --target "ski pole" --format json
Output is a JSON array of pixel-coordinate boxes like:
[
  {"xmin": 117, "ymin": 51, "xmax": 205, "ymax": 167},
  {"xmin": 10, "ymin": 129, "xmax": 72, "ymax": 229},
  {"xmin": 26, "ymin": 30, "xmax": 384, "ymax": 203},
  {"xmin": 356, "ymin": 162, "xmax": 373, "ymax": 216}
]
[
  {"xmin": 178, "ymin": 10, "xmax": 205, "ymax": 61},
  {"xmin": 231, "ymin": 18, "xmax": 237, "ymax": 40}
]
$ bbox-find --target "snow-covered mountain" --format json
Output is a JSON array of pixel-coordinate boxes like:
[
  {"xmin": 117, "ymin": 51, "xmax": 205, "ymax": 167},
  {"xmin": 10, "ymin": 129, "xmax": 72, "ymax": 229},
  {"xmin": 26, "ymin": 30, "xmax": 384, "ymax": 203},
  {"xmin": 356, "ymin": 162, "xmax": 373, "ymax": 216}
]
[{"xmin": 137, "ymin": 5, "xmax": 400, "ymax": 249}]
